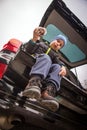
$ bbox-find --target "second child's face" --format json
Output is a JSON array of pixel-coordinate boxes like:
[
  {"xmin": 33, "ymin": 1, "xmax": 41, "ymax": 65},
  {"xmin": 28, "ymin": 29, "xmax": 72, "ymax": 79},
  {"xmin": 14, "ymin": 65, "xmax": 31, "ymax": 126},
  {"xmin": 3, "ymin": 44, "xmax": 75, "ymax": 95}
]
[{"xmin": 50, "ymin": 39, "xmax": 64, "ymax": 51}]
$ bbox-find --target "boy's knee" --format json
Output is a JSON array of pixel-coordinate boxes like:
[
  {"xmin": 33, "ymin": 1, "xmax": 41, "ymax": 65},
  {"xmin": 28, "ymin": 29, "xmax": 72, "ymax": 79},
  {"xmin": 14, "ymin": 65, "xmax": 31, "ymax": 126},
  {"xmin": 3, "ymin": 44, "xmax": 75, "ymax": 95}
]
[
  {"xmin": 41, "ymin": 54, "xmax": 52, "ymax": 63},
  {"xmin": 52, "ymin": 64, "xmax": 61, "ymax": 70}
]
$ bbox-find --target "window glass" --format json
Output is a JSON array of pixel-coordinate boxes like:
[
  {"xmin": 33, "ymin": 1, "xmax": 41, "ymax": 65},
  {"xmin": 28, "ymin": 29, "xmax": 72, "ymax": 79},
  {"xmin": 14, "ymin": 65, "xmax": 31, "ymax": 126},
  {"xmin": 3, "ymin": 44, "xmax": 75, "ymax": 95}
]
[{"xmin": 42, "ymin": 24, "xmax": 86, "ymax": 63}]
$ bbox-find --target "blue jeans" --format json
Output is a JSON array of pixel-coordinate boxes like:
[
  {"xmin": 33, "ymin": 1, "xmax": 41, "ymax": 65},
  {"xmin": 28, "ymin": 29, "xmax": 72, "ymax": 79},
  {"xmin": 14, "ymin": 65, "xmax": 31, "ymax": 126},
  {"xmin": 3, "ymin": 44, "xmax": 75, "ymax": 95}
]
[{"xmin": 30, "ymin": 54, "xmax": 62, "ymax": 91}]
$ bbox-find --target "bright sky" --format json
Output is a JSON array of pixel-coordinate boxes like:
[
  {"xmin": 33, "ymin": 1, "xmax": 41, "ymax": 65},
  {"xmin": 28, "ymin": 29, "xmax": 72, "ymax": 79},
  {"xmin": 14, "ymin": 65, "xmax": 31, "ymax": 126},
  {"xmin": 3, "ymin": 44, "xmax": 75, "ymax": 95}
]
[
  {"xmin": 0, "ymin": 0, "xmax": 87, "ymax": 88},
  {"xmin": 0, "ymin": 0, "xmax": 52, "ymax": 49}
]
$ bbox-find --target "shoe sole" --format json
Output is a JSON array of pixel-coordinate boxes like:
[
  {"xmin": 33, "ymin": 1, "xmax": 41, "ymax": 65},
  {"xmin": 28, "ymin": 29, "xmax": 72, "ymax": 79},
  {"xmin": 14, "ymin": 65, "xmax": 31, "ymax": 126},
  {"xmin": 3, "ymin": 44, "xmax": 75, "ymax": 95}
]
[
  {"xmin": 23, "ymin": 87, "xmax": 41, "ymax": 99},
  {"xmin": 40, "ymin": 100, "xmax": 59, "ymax": 112}
]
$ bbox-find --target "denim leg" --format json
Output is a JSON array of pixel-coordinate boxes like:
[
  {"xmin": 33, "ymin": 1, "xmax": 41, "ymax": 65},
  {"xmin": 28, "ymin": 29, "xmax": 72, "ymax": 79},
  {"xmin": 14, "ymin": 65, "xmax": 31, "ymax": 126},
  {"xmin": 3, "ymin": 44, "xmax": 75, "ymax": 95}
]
[
  {"xmin": 30, "ymin": 54, "xmax": 52, "ymax": 79},
  {"xmin": 46, "ymin": 64, "xmax": 62, "ymax": 91}
]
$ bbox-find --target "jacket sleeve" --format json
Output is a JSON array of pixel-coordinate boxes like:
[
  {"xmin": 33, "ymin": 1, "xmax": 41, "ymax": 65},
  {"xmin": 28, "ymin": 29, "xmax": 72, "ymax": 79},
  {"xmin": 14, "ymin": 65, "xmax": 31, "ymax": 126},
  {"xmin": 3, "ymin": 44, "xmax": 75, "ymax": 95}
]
[
  {"xmin": 55, "ymin": 57, "xmax": 65, "ymax": 66},
  {"xmin": 23, "ymin": 40, "xmax": 38, "ymax": 54}
]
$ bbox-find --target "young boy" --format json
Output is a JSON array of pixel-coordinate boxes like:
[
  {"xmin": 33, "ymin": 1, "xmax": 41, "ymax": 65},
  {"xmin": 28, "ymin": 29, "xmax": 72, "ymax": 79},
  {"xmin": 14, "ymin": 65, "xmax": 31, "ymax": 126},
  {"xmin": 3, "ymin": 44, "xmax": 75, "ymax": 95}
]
[{"xmin": 22, "ymin": 27, "xmax": 67, "ymax": 111}]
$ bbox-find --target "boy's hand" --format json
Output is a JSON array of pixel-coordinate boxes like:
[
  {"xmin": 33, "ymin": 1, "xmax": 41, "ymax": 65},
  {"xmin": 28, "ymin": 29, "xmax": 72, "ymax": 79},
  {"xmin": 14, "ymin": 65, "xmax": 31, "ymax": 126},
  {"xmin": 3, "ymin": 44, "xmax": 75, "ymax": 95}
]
[
  {"xmin": 59, "ymin": 66, "xmax": 67, "ymax": 76},
  {"xmin": 32, "ymin": 27, "xmax": 47, "ymax": 42}
]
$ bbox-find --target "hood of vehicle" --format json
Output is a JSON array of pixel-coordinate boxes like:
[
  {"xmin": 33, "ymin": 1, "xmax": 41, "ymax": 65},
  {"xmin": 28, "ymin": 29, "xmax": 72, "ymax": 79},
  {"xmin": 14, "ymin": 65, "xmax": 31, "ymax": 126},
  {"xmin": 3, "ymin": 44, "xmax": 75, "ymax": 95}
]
[{"xmin": 39, "ymin": 0, "xmax": 87, "ymax": 69}]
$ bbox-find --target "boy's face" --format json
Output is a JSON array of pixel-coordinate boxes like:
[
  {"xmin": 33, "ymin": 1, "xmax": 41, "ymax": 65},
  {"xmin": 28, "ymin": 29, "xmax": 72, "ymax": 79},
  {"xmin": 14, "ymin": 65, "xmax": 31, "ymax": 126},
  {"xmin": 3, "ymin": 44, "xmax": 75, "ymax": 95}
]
[{"xmin": 50, "ymin": 39, "xmax": 64, "ymax": 51}]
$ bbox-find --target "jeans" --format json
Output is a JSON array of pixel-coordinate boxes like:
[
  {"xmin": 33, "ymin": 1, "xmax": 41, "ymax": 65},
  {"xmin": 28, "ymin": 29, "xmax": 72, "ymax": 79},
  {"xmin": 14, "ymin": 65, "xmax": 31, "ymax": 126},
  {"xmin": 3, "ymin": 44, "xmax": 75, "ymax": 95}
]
[{"xmin": 30, "ymin": 54, "xmax": 62, "ymax": 91}]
